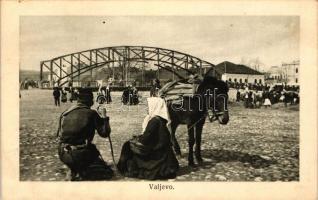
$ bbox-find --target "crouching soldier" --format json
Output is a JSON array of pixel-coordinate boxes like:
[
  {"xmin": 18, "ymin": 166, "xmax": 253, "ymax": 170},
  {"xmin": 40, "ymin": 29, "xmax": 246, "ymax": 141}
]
[{"xmin": 56, "ymin": 88, "xmax": 113, "ymax": 181}]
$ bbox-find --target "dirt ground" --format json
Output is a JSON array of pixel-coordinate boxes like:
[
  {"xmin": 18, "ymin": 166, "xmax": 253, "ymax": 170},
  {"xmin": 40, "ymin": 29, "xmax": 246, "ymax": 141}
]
[{"xmin": 20, "ymin": 89, "xmax": 299, "ymax": 181}]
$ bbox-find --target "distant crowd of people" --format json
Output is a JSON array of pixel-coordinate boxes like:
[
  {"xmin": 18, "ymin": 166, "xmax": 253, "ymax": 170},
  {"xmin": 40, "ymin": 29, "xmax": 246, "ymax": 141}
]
[
  {"xmin": 51, "ymin": 78, "xmax": 167, "ymax": 107},
  {"xmin": 51, "ymin": 78, "xmax": 300, "ymax": 109},
  {"xmin": 233, "ymin": 83, "xmax": 300, "ymax": 109},
  {"xmin": 18, "ymin": 77, "xmax": 290, "ymax": 112},
  {"xmin": 52, "ymin": 84, "xmax": 143, "ymax": 107},
  {"xmin": 52, "ymin": 87, "xmax": 80, "ymax": 106},
  {"xmin": 20, "ymin": 79, "xmax": 39, "ymax": 90},
  {"xmin": 121, "ymin": 85, "xmax": 139, "ymax": 105},
  {"xmin": 226, "ymin": 81, "xmax": 299, "ymax": 92}
]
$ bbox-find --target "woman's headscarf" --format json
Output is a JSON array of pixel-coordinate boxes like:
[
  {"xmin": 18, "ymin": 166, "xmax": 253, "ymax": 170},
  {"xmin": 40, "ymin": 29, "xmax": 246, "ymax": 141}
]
[{"xmin": 142, "ymin": 97, "xmax": 171, "ymax": 133}]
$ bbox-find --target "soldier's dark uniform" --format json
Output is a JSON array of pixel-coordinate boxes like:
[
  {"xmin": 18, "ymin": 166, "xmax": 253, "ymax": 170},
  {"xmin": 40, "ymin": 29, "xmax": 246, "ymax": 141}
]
[
  {"xmin": 53, "ymin": 87, "xmax": 61, "ymax": 106},
  {"xmin": 57, "ymin": 88, "xmax": 113, "ymax": 181}
]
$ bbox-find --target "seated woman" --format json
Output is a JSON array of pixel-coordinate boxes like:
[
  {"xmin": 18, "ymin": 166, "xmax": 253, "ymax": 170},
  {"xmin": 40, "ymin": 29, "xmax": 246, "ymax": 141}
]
[{"xmin": 117, "ymin": 97, "xmax": 179, "ymax": 180}]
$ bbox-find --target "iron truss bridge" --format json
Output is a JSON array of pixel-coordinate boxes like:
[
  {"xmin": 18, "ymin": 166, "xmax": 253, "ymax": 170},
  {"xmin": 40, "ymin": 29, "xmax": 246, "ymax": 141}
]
[{"xmin": 40, "ymin": 46, "xmax": 219, "ymax": 87}]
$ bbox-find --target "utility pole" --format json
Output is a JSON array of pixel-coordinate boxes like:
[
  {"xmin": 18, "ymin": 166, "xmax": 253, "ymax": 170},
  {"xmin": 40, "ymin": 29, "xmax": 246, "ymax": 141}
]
[
  {"xmin": 157, "ymin": 48, "xmax": 160, "ymax": 80},
  {"xmin": 224, "ymin": 61, "xmax": 227, "ymax": 81},
  {"xmin": 171, "ymin": 51, "xmax": 175, "ymax": 81},
  {"xmin": 142, "ymin": 48, "xmax": 145, "ymax": 87}
]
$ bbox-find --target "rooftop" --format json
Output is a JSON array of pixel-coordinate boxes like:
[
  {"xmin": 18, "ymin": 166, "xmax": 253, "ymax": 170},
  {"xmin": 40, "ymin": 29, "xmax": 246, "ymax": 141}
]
[{"xmin": 215, "ymin": 61, "xmax": 264, "ymax": 75}]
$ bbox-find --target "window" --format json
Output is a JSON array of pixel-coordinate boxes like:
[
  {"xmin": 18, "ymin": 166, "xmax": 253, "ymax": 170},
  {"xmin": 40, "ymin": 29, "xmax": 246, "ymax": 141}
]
[
  {"xmin": 259, "ymin": 79, "xmax": 262, "ymax": 83},
  {"xmin": 296, "ymin": 78, "xmax": 298, "ymax": 83},
  {"xmin": 245, "ymin": 79, "xmax": 248, "ymax": 83},
  {"xmin": 229, "ymin": 78, "xmax": 232, "ymax": 82},
  {"xmin": 254, "ymin": 79, "xmax": 257, "ymax": 83},
  {"xmin": 296, "ymin": 68, "xmax": 298, "ymax": 73},
  {"xmin": 234, "ymin": 78, "xmax": 237, "ymax": 82},
  {"xmin": 239, "ymin": 79, "xmax": 242, "ymax": 83}
]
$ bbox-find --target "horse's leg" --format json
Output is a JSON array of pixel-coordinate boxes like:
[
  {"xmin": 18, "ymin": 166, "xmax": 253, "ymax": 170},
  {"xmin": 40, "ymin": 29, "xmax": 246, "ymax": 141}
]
[
  {"xmin": 171, "ymin": 122, "xmax": 181, "ymax": 156},
  {"xmin": 195, "ymin": 119, "xmax": 205, "ymax": 164},
  {"xmin": 187, "ymin": 124, "xmax": 195, "ymax": 166}
]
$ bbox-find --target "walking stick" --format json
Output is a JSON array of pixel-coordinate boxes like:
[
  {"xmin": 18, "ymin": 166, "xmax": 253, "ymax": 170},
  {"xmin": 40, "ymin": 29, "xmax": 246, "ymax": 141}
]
[
  {"xmin": 97, "ymin": 105, "xmax": 118, "ymax": 170},
  {"xmin": 108, "ymin": 135, "xmax": 118, "ymax": 170}
]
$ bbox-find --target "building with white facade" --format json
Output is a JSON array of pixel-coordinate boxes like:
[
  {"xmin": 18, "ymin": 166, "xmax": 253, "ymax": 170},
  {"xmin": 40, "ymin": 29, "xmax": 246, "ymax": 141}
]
[
  {"xmin": 282, "ymin": 60, "xmax": 299, "ymax": 85},
  {"xmin": 215, "ymin": 61, "xmax": 265, "ymax": 84},
  {"xmin": 266, "ymin": 61, "xmax": 299, "ymax": 85},
  {"xmin": 268, "ymin": 66, "xmax": 283, "ymax": 81}
]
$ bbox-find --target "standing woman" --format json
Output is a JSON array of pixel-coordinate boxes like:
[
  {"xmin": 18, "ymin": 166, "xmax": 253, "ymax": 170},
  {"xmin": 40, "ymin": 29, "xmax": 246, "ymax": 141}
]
[
  {"xmin": 263, "ymin": 90, "xmax": 272, "ymax": 108},
  {"xmin": 69, "ymin": 87, "xmax": 74, "ymax": 103},
  {"xmin": 244, "ymin": 86, "xmax": 249, "ymax": 108},
  {"xmin": 236, "ymin": 89, "xmax": 241, "ymax": 102},
  {"xmin": 61, "ymin": 87, "xmax": 67, "ymax": 103},
  {"xmin": 150, "ymin": 79, "xmax": 161, "ymax": 97},
  {"xmin": 105, "ymin": 84, "xmax": 112, "ymax": 104},
  {"xmin": 117, "ymin": 97, "xmax": 179, "ymax": 180}
]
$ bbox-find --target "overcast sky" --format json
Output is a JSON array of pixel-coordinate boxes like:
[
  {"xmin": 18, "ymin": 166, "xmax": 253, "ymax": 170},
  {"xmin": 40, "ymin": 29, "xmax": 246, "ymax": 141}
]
[{"xmin": 20, "ymin": 16, "xmax": 299, "ymax": 71}]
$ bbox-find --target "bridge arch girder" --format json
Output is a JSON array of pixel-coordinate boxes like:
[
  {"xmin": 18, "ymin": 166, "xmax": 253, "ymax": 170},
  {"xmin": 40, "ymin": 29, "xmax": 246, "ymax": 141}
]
[{"xmin": 40, "ymin": 46, "xmax": 218, "ymax": 87}]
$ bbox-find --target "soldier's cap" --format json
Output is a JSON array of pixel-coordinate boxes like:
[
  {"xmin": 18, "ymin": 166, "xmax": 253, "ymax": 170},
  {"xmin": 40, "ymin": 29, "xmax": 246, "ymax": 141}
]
[{"xmin": 78, "ymin": 88, "xmax": 93, "ymax": 101}]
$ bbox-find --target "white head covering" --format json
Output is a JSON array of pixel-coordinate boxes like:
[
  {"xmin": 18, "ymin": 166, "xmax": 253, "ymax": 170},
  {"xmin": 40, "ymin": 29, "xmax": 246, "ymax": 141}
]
[{"xmin": 142, "ymin": 97, "xmax": 171, "ymax": 133}]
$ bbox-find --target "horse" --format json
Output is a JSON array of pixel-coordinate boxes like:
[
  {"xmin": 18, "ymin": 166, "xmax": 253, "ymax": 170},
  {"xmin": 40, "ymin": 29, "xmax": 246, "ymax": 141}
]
[
  {"xmin": 282, "ymin": 91, "xmax": 299, "ymax": 106},
  {"xmin": 166, "ymin": 76, "xmax": 229, "ymax": 166}
]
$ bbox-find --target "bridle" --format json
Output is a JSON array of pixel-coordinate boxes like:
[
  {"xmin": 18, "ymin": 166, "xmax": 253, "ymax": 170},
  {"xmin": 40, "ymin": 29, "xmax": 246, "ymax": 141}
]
[
  {"xmin": 207, "ymin": 95, "xmax": 228, "ymax": 123},
  {"xmin": 208, "ymin": 109, "xmax": 226, "ymax": 123}
]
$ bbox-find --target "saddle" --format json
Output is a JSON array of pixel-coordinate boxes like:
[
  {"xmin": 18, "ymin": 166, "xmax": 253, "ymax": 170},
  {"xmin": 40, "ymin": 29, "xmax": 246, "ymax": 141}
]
[{"xmin": 158, "ymin": 77, "xmax": 202, "ymax": 104}]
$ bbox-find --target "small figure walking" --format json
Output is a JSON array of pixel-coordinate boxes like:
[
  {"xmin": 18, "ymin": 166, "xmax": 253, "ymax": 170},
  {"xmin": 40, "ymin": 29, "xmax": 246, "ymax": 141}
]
[
  {"xmin": 236, "ymin": 89, "xmax": 241, "ymax": 102},
  {"xmin": 53, "ymin": 87, "xmax": 61, "ymax": 106}
]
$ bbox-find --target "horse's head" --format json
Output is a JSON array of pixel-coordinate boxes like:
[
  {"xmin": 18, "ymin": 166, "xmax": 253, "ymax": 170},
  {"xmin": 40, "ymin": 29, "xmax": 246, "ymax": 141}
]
[{"xmin": 197, "ymin": 76, "xmax": 229, "ymax": 125}]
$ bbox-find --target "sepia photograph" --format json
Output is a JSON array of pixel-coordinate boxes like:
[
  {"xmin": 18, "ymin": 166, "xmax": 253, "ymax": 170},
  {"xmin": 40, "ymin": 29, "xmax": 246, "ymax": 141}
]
[
  {"xmin": 19, "ymin": 16, "xmax": 300, "ymax": 182},
  {"xmin": 1, "ymin": 1, "xmax": 317, "ymax": 200}
]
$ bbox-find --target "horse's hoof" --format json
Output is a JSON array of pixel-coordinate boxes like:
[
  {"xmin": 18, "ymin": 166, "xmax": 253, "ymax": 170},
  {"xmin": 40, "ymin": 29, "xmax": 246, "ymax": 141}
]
[{"xmin": 188, "ymin": 162, "xmax": 196, "ymax": 168}]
